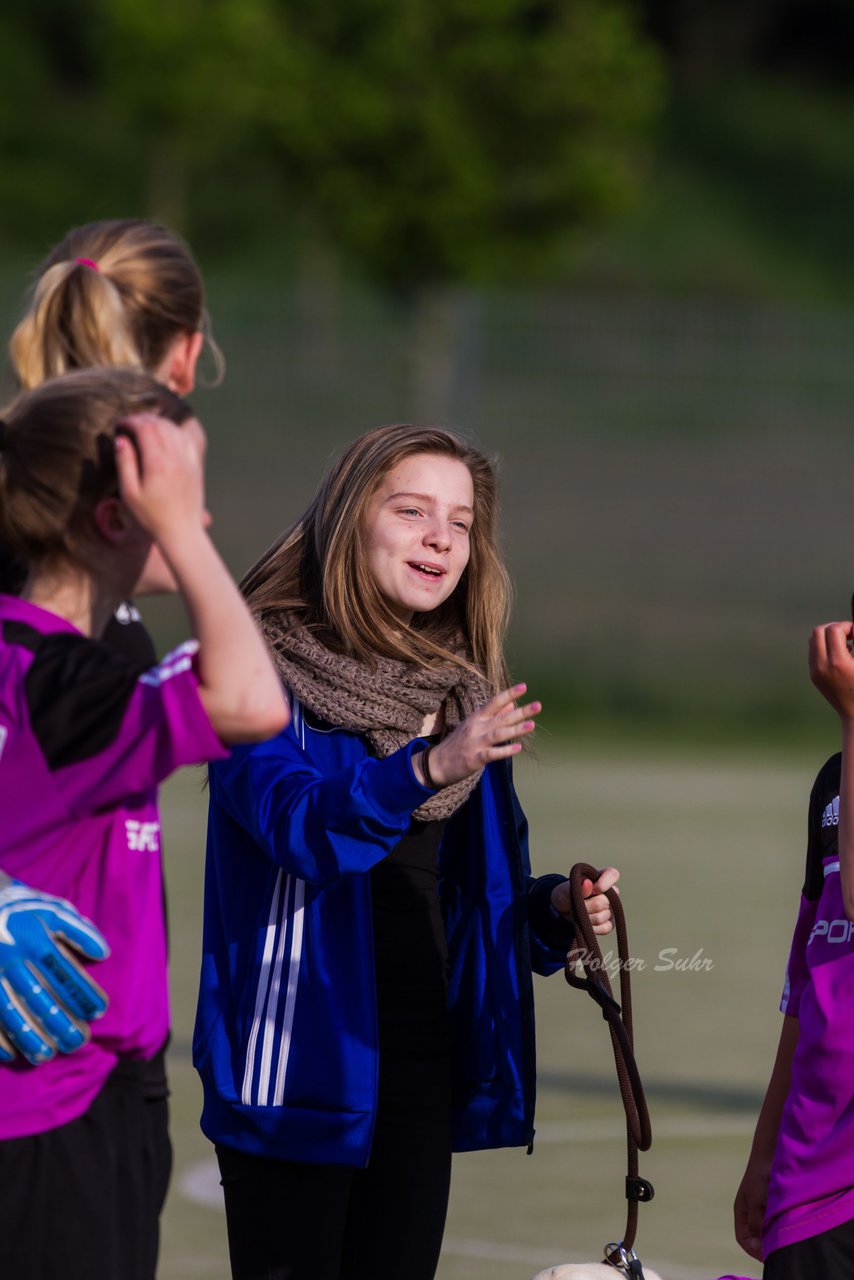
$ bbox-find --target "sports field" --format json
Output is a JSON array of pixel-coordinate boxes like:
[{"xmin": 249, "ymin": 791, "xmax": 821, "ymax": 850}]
[{"xmin": 155, "ymin": 738, "xmax": 820, "ymax": 1280}]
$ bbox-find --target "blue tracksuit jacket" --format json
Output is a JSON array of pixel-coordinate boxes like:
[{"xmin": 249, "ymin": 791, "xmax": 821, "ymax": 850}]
[{"xmin": 194, "ymin": 698, "xmax": 570, "ymax": 1167}]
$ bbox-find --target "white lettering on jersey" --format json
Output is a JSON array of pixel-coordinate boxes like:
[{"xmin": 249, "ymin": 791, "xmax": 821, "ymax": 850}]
[
  {"xmin": 139, "ymin": 640, "xmax": 199, "ymax": 688},
  {"xmin": 808, "ymin": 917, "xmax": 854, "ymax": 946},
  {"xmin": 0, "ymin": 726, "xmax": 6, "ymax": 762},
  {"xmin": 822, "ymin": 796, "xmax": 840, "ymax": 828},
  {"xmin": 125, "ymin": 820, "xmax": 161, "ymax": 853}
]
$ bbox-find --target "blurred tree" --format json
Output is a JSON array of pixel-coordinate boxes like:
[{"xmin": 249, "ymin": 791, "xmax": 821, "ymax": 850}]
[
  {"xmin": 95, "ymin": 0, "xmax": 286, "ymax": 232},
  {"xmin": 0, "ymin": 1, "xmax": 138, "ymax": 245},
  {"xmin": 252, "ymin": 0, "xmax": 665, "ymax": 415},
  {"xmin": 267, "ymin": 2, "xmax": 661, "ymax": 280},
  {"xmin": 2, "ymin": 0, "xmax": 663, "ymax": 415},
  {"xmin": 94, "ymin": 0, "xmax": 664, "ymax": 413},
  {"xmin": 6, "ymin": 1, "xmax": 664, "ymax": 276}
]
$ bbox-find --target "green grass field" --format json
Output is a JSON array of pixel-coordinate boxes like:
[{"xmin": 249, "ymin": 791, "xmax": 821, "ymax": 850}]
[{"xmin": 155, "ymin": 739, "xmax": 822, "ymax": 1280}]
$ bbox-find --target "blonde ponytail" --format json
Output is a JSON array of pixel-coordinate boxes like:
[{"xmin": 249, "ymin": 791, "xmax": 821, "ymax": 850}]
[
  {"xmin": 10, "ymin": 260, "xmax": 141, "ymax": 390},
  {"xmin": 8, "ymin": 219, "xmax": 219, "ymax": 390}
]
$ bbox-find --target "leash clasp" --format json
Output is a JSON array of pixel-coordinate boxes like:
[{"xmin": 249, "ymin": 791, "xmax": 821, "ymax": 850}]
[{"xmin": 604, "ymin": 1241, "xmax": 646, "ymax": 1279}]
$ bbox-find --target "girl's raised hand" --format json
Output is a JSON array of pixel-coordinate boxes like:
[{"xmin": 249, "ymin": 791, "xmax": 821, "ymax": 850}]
[
  {"xmin": 114, "ymin": 412, "xmax": 208, "ymax": 542},
  {"xmin": 809, "ymin": 622, "xmax": 854, "ymax": 721},
  {"xmin": 420, "ymin": 683, "xmax": 541, "ymax": 788}
]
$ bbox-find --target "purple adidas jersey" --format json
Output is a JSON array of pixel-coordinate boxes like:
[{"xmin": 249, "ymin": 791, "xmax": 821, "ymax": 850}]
[
  {"xmin": 0, "ymin": 595, "xmax": 228, "ymax": 1139},
  {"xmin": 763, "ymin": 753, "xmax": 854, "ymax": 1257}
]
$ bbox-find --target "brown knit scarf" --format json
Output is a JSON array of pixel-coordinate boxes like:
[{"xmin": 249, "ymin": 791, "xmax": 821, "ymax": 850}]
[{"xmin": 262, "ymin": 613, "xmax": 491, "ymax": 820}]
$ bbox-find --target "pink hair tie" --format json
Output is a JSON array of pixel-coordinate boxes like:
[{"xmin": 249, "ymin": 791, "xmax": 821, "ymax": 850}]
[{"xmin": 75, "ymin": 257, "xmax": 100, "ymax": 272}]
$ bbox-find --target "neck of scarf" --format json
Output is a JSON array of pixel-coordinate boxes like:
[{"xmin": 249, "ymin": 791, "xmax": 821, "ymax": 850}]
[{"xmin": 262, "ymin": 614, "xmax": 490, "ymax": 821}]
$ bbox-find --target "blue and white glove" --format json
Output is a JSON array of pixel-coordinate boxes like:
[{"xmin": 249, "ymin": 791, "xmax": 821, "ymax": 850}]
[{"xmin": 0, "ymin": 873, "xmax": 110, "ymax": 1065}]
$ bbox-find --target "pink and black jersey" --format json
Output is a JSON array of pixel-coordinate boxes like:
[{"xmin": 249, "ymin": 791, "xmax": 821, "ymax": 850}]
[
  {"xmin": 763, "ymin": 752, "xmax": 854, "ymax": 1257},
  {"xmin": 0, "ymin": 594, "xmax": 227, "ymax": 1139}
]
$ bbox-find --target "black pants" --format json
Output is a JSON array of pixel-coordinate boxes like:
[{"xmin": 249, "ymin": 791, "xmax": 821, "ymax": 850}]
[
  {"xmin": 0, "ymin": 1054, "xmax": 172, "ymax": 1280},
  {"xmin": 217, "ymin": 1062, "xmax": 453, "ymax": 1280},
  {"xmin": 764, "ymin": 1216, "xmax": 854, "ymax": 1279}
]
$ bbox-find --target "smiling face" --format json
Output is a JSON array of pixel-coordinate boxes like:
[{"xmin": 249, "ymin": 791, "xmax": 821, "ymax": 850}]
[{"xmin": 362, "ymin": 452, "xmax": 474, "ymax": 623}]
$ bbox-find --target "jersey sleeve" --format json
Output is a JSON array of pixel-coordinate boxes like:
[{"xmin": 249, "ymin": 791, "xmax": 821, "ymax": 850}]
[
  {"xmin": 780, "ymin": 761, "xmax": 830, "ymax": 1016},
  {"xmin": 780, "ymin": 894, "xmax": 817, "ymax": 1016},
  {"xmin": 24, "ymin": 634, "xmax": 228, "ymax": 815}
]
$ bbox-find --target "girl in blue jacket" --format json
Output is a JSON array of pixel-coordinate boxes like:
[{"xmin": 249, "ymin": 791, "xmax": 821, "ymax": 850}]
[{"xmin": 194, "ymin": 423, "xmax": 619, "ymax": 1280}]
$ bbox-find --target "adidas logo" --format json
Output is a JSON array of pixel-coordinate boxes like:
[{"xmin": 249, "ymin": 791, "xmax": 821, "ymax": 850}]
[{"xmin": 822, "ymin": 797, "xmax": 840, "ymax": 828}]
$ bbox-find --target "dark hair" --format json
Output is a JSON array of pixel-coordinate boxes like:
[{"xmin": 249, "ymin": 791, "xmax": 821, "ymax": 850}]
[{"xmin": 0, "ymin": 367, "xmax": 191, "ymax": 573}]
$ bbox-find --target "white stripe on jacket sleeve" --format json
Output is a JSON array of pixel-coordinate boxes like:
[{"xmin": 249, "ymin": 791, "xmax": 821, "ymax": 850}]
[
  {"xmin": 273, "ymin": 876, "xmax": 305, "ymax": 1106},
  {"xmin": 241, "ymin": 694, "xmax": 307, "ymax": 1107},
  {"xmin": 241, "ymin": 869, "xmax": 284, "ymax": 1105}
]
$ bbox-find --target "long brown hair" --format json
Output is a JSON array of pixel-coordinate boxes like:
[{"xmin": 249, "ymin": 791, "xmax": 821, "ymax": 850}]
[
  {"xmin": 242, "ymin": 424, "xmax": 512, "ymax": 691},
  {"xmin": 0, "ymin": 368, "xmax": 191, "ymax": 573},
  {"xmin": 9, "ymin": 218, "xmax": 221, "ymax": 388}
]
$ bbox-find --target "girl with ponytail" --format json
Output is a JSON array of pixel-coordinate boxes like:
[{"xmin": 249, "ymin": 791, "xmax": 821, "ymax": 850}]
[
  {"xmin": 0, "ymin": 368, "xmax": 286, "ymax": 1280},
  {"xmin": 3, "ymin": 218, "xmax": 218, "ymax": 656},
  {"xmin": 9, "ymin": 218, "xmax": 217, "ymax": 395},
  {"xmin": 0, "ymin": 224, "xmax": 235, "ymax": 1279}
]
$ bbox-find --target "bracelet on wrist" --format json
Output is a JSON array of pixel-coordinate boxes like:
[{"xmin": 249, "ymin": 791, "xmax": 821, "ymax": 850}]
[{"xmin": 421, "ymin": 745, "xmax": 441, "ymax": 791}]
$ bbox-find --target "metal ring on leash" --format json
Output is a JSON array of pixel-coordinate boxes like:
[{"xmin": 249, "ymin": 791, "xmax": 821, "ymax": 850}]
[{"xmin": 604, "ymin": 1240, "xmax": 646, "ymax": 1279}]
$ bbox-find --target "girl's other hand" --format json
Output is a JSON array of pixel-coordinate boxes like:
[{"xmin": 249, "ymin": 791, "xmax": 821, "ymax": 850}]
[
  {"xmin": 114, "ymin": 412, "xmax": 208, "ymax": 542},
  {"xmin": 809, "ymin": 622, "xmax": 854, "ymax": 721},
  {"xmin": 550, "ymin": 867, "xmax": 621, "ymax": 936},
  {"xmin": 418, "ymin": 683, "xmax": 541, "ymax": 788}
]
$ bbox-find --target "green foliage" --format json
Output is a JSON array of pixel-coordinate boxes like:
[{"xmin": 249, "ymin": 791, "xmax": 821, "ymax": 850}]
[
  {"xmin": 251, "ymin": 0, "xmax": 665, "ymax": 286},
  {"xmin": 0, "ymin": 0, "xmax": 663, "ymax": 287},
  {"xmin": 566, "ymin": 74, "xmax": 854, "ymax": 302},
  {"xmin": 97, "ymin": 0, "xmax": 279, "ymax": 145},
  {"xmin": 0, "ymin": 2, "xmax": 135, "ymax": 243}
]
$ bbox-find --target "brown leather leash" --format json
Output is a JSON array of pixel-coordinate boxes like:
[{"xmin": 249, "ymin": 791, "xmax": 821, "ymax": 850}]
[{"xmin": 564, "ymin": 863, "xmax": 654, "ymax": 1279}]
